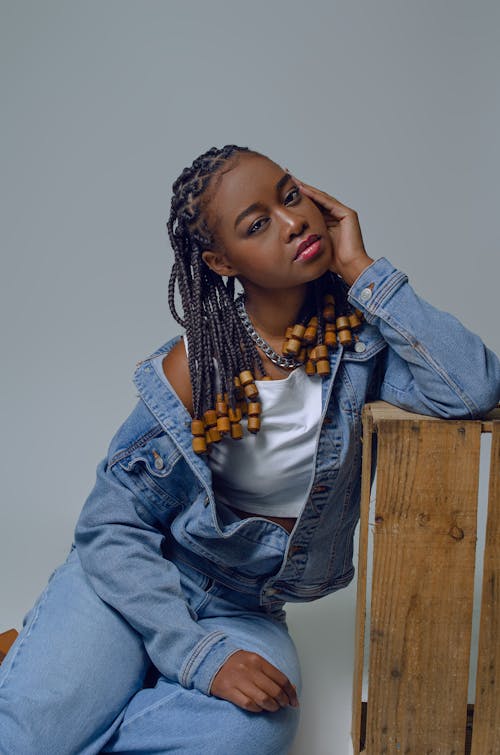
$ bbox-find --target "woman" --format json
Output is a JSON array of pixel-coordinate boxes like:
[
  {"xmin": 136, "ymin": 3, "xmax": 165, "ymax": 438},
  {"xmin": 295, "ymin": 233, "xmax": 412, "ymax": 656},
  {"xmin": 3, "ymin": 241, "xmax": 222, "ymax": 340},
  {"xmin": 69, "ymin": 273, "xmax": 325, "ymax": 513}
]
[{"xmin": 1, "ymin": 144, "xmax": 498, "ymax": 754}]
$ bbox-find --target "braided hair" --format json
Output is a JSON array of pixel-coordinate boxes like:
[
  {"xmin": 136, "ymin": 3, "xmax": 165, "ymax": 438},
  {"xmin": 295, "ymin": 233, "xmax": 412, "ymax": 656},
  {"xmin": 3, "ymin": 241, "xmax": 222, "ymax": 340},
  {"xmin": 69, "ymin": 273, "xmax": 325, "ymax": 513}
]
[{"xmin": 166, "ymin": 144, "xmax": 361, "ymax": 452}]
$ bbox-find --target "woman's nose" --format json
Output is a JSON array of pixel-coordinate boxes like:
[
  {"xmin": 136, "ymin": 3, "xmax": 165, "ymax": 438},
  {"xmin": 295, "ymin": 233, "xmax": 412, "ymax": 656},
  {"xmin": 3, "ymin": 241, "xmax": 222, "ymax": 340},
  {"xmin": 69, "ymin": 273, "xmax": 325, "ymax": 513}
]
[{"xmin": 279, "ymin": 210, "xmax": 308, "ymax": 242}]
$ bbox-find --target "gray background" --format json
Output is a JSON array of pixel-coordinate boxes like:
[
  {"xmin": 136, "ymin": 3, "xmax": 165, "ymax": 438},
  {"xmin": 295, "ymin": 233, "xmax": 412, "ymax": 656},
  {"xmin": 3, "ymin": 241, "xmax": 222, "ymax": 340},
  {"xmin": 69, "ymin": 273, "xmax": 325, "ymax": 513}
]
[{"xmin": 1, "ymin": 2, "xmax": 498, "ymax": 753}]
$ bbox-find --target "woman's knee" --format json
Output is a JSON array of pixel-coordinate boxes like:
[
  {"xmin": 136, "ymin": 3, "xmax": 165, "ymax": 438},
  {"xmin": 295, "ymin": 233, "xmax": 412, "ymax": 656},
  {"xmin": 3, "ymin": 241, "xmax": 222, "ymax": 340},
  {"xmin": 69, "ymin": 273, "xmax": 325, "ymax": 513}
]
[
  {"xmin": 0, "ymin": 545, "xmax": 150, "ymax": 754},
  {"xmin": 104, "ymin": 681, "xmax": 300, "ymax": 755},
  {"xmin": 228, "ymin": 703, "xmax": 301, "ymax": 755}
]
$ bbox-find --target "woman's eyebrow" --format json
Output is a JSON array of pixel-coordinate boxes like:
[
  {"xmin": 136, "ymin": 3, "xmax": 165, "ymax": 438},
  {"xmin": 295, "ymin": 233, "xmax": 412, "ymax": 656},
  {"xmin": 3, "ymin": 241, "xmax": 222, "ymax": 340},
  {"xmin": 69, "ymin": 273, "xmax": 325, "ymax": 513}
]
[{"xmin": 234, "ymin": 172, "xmax": 291, "ymax": 229}]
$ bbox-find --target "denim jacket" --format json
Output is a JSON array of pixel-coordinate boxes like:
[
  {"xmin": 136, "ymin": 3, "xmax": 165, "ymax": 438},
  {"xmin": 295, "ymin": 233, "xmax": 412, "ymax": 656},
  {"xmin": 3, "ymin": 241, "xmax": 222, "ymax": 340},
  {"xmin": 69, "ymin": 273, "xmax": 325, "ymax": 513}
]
[{"xmin": 74, "ymin": 257, "xmax": 500, "ymax": 697}]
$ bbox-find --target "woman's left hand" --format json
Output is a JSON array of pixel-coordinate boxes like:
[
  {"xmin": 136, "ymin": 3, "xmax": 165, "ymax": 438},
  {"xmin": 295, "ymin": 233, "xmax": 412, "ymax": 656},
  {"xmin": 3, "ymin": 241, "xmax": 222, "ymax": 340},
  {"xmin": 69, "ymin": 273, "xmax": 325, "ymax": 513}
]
[{"xmin": 292, "ymin": 177, "xmax": 375, "ymax": 287}]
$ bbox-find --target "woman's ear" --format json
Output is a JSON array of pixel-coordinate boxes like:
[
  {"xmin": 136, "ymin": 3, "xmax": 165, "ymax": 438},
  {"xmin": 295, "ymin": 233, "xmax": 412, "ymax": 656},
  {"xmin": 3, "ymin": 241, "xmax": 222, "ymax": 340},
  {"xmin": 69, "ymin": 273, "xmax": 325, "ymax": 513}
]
[{"xmin": 201, "ymin": 250, "xmax": 238, "ymax": 277}]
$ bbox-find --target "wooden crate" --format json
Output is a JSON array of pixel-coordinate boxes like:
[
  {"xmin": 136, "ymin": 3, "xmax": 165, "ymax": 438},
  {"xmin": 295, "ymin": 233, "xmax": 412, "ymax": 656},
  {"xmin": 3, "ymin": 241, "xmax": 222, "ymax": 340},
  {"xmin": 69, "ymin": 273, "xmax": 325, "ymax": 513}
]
[{"xmin": 351, "ymin": 401, "xmax": 500, "ymax": 754}]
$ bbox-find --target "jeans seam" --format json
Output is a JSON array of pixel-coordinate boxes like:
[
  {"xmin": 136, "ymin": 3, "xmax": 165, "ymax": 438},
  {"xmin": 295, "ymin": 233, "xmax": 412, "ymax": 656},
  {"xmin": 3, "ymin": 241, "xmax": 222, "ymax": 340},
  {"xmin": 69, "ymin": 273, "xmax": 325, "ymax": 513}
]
[
  {"xmin": 112, "ymin": 686, "xmax": 184, "ymax": 731},
  {"xmin": 0, "ymin": 574, "xmax": 54, "ymax": 692}
]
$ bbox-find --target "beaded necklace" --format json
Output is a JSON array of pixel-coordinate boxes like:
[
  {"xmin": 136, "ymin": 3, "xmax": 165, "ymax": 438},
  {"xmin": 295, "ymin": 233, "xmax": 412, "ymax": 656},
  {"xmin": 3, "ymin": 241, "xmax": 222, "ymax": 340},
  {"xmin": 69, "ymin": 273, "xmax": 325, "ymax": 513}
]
[{"xmin": 190, "ymin": 291, "xmax": 364, "ymax": 454}]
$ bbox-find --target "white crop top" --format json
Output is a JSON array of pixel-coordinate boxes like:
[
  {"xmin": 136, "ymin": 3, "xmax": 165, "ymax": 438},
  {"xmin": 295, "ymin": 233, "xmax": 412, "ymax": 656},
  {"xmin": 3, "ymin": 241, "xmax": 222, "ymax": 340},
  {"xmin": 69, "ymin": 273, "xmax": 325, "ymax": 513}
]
[{"xmin": 151, "ymin": 336, "xmax": 323, "ymax": 517}]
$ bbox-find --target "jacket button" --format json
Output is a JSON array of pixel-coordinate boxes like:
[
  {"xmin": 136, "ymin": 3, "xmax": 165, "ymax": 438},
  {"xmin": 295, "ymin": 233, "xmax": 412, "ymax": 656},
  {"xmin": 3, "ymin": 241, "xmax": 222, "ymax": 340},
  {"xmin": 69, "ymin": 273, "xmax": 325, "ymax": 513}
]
[
  {"xmin": 152, "ymin": 451, "xmax": 164, "ymax": 470},
  {"xmin": 359, "ymin": 287, "xmax": 372, "ymax": 302},
  {"xmin": 354, "ymin": 341, "xmax": 367, "ymax": 353}
]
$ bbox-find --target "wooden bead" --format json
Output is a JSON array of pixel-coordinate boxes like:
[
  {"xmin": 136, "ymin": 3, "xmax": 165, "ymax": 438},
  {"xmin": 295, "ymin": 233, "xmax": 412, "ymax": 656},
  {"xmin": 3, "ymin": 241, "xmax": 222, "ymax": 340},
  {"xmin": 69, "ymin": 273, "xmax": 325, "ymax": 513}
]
[
  {"xmin": 205, "ymin": 430, "xmax": 212, "ymax": 445},
  {"xmin": 336, "ymin": 316, "xmax": 351, "ymax": 331},
  {"xmin": 283, "ymin": 337, "xmax": 302, "ymax": 355},
  {"xmin": 244, "ymin": 382, "xmax": 259, "ymax": 399},
  {"xmin": 228, "ymin": 407, "xmax": 242, "ymax": 423},
  {"xmin": 338, "ymin": 328, "xmax": 353, "ymax": 345},
  {"xmin": 247, "ymin": 402, "xmax": 261, "ymax": 416},
  {"xmin": 247, "ymin": 416, "xmax": 261, "ymax": 433},
  {"xmin": 325, "ymin": 330, "xmax": 337, "ymax": 347},
  {"xmin": 323, "ymin": 304, "xmax": 336, "ymax": 322},
  {"xmin": 291, "ymin": 323, "xmax": 306, "ymax": 339},
  {"xmin": 192, "ymin": 436, "xmax": 207, "ymax": 454},
  {"xmin": 233, "ymin": 376, "xmax": 244, "ymax": 399},
  {"xmin": 203, "ymin": 409, "xmax": 217, "ymax": 427},
  {"xmin": 323, "ymin": 293, "xmax": 335, "ymax": 305},
  {"xmin": 304, "ymin": 316, "xmax": 318, "ymax": 344},
  {"xmin": 209, "ymin": 426, "xmax": 221, "ymax": 443},
  {"xmin": 298, "ymin": 347, "xmax": 307, "ymax": 363},
  {"xmin": 215, "ymin": 394, "xmax": 228, "ymax": 416},
  {"xmin": 238, "ymin": 400, "xmax": 248, "ymax": 415},
  {"xmin": 239, "ymin": 370, "xmax": 255, "ymax": 386},
  {"xmin": 348, "ymin": 312, "xmax": 363, "ymax": 330},
  {"xmin": 313, "ymin": 344, "xmax": 329, "ymax": 360},
  {"xmin": 316, "ymin": 359, "xmax": 331, "ymax": 375},
  {"xmin": 304, "ymin": 327, "xmax": 317, "ymax": 344},
  {"xmin": 191, "ymin": 419, "xmax": 205, "ymax": 436},
  {"xmin": 261, "ymin": 375, "xmax": 273, "ymax": 381},
  {"xmin": 217, "ymin": 416, "xmax": 231, "ymax": 434},
  {"xmin": 230, "ymin": 422, "xmax": 244, "ymax": 440},
  {"xmin": 305, "ymin": 360, "xmax": 316, "ymax": 375},
  {"xmin": 325, "ymin": 322, "xmax": 337, "ymax": 347}
]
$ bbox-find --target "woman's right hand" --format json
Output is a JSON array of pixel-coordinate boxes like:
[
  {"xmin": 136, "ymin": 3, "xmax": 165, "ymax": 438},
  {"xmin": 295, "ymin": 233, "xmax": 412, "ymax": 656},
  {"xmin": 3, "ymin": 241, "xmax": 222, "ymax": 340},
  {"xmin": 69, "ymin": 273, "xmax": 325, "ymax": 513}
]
[{"xmin": 209, "ymin": 649, "xmax": 299, "ymax": 713}]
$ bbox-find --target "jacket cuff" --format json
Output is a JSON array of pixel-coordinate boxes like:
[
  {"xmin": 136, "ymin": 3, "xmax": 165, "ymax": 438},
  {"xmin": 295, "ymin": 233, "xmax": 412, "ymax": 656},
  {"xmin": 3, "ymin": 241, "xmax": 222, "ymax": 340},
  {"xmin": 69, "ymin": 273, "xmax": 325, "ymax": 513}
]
[
  {"xmin": 180, "ymin": 631, "xmax": 241, "ymax": 695},
  {"xmin": 347, "ymin": 256, "xmax": 408, "ymax": 323}
]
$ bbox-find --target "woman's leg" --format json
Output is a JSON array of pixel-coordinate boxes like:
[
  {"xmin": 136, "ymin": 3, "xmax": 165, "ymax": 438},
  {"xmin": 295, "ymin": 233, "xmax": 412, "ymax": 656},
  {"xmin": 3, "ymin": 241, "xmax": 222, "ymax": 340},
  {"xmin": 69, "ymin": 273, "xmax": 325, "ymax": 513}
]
[
  {"xmin": 0, "ymin": 545, "xmax": 152, "ymax": 755},
  {"xmin": 102, "ymin": 577, "xmax": 301, "ymax": 755}
]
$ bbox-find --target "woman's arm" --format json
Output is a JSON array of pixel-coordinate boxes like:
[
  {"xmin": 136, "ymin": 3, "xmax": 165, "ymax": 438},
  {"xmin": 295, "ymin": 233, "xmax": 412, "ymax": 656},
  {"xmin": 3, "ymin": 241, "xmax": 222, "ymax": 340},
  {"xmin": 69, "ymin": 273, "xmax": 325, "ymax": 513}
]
[
  {"xmin": 347, "ymin": 256, "xmax": 500, "ymax": 418},
  {"xmin": 74, "ymin": 400, "xmax": 298, "ymax": 712},
  {"xmin": 294, "ymin": 178, "xmax": 499, "ymax": 417},
  {"xmin": 74, "ymin": 451, "xmax": 241, "ymax": 696}
]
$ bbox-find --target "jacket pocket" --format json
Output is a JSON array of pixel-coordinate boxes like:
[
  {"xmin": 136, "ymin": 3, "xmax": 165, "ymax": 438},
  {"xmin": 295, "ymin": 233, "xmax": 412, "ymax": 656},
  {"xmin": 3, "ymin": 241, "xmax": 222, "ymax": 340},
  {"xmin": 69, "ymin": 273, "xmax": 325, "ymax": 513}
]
[{"xmin": 115, "ymin": 434, "xmax": 185, "ymax": 509}]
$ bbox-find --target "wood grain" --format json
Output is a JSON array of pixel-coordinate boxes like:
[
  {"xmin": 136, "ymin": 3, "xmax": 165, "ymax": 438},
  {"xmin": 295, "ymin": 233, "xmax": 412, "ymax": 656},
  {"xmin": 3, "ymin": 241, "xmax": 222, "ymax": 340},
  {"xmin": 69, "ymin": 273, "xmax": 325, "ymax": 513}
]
[{"xmin": 361, "ymin": 409, "xmax": 482, "ymax": 752}]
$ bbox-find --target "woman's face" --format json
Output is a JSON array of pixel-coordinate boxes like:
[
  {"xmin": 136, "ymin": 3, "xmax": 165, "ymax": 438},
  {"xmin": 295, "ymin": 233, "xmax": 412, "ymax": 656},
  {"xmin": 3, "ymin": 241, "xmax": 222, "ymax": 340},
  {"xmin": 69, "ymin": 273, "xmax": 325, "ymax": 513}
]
[{"xmin": 201, "ymin": 153, "xmax": 333, "ymax": 293}]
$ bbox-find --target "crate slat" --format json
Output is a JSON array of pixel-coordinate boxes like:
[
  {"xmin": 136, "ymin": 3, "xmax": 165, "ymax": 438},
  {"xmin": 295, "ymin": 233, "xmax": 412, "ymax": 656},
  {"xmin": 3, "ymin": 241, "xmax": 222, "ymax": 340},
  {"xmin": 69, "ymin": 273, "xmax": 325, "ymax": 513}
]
[{"xmin": 471, "ymin": 422, "xmax": 500, "ymax": 754}]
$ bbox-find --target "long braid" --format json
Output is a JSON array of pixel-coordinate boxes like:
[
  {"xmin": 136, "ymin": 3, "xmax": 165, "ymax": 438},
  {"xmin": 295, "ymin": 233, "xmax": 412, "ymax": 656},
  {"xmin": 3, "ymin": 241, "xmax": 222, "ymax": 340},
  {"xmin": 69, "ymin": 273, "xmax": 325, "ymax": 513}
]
[{"xmin": 166, "ymin": 144, "xmax": 361, "ymax": 453}]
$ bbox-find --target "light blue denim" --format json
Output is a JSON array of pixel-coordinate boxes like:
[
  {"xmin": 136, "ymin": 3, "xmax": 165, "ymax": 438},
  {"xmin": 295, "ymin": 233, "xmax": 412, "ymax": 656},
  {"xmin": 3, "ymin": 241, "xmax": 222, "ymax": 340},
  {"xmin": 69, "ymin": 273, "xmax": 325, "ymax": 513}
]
[
  {"xmin": 1, "ymin": 257, "xmax": 499, "ymax": 753},
  {"xmin": 0, "ymin": 544, "xmax": 300, "ymax": 754}
]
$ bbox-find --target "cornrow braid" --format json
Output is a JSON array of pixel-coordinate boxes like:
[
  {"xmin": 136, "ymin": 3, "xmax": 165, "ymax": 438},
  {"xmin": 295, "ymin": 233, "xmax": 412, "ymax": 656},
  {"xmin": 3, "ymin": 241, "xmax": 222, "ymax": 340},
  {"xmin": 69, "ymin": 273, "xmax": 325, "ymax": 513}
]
[{"xmin": 166, "ymin": 144, "xmax": 363, "ymax": 454}]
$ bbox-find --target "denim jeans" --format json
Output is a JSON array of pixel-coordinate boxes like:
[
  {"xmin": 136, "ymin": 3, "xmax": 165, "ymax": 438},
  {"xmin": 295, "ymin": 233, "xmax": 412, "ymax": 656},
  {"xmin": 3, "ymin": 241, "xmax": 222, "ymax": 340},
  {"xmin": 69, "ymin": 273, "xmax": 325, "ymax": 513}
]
[{"xmin": 0, "ymin": 545, "xmax": 301, "ymax": 754}]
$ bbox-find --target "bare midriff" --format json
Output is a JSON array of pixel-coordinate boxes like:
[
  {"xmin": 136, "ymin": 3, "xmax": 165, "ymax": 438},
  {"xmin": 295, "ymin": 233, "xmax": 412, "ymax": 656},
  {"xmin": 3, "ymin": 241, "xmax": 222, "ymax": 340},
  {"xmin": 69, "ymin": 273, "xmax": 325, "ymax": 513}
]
[{"xmin": 226, "ymin": 504, "xmax": 297, "ymax": 535}]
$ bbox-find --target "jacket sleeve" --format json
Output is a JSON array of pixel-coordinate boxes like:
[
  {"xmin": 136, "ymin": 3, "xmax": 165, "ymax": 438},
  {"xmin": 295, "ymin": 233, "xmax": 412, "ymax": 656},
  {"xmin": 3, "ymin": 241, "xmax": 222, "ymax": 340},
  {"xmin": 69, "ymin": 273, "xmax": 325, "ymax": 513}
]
[
  {"xmin": 347, "ymin": 257, "xmax": 500, "ymax": 418},
  {"xmin": 73, "ymin": 444, "xmax": 241, "ymax": 696}
]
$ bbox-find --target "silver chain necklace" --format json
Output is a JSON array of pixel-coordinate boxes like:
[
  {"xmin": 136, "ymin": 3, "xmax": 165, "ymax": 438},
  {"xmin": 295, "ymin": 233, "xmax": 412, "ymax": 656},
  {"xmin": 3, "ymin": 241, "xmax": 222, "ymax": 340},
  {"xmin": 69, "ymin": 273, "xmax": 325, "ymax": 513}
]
[{"xmin": 235, "ymin": 295, "xmax": 302, "ymax": 369}]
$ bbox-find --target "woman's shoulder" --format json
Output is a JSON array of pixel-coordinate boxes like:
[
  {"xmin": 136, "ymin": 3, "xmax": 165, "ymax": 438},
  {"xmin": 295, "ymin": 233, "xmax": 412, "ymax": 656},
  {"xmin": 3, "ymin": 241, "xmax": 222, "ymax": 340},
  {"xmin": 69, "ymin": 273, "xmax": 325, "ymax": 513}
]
[{"xmin": 161, "ymin": 336, "xmax": 194, "ymax": 417}]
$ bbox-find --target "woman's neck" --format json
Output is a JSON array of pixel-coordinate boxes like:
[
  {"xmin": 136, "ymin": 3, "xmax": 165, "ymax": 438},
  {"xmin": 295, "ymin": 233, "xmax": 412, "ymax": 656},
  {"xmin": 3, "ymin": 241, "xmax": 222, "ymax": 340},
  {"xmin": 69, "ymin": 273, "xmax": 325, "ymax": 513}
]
[{"xmin": 241, "ymin": 283, "xmax": 308, "ymax": 342}]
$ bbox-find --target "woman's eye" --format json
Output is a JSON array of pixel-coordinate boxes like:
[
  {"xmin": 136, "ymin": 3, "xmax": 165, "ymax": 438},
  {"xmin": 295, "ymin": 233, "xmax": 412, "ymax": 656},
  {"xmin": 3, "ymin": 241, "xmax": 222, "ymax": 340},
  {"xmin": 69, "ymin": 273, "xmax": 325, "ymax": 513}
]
[
  {"xmin": 284, "ymin": 186, "xmax": 301, "ymax": 205},
  {"xmin": 248, "ymin": 217, "xmax": 268, "ymax": 234}
]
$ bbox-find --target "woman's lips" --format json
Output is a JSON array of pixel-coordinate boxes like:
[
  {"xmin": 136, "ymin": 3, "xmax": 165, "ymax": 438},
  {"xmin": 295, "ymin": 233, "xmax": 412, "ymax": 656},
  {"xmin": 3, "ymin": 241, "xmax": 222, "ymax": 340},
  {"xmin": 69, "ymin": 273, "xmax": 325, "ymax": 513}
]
[{"xmin": 294, "ymin": 235, "xmax": 322, "ymax": 262}]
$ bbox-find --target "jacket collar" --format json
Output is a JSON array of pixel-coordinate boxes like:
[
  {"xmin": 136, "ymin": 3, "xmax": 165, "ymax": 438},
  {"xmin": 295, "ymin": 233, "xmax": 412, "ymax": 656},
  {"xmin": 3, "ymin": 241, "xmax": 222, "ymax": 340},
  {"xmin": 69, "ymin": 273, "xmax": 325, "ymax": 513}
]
[
  {"xmin": 133, "ymin": 334, "xmax": 345, "ymax": 490},
  {"xmin": 133, "ymin": 336, "xmax": 213, "ymax": 490}
]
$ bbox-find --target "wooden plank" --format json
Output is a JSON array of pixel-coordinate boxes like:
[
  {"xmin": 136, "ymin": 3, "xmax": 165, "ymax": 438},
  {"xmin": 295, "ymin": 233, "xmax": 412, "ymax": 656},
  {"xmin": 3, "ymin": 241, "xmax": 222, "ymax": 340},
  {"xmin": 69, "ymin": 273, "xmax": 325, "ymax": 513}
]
[
  {"xmin": 0, "ymin": 629, "xmax": 18, "ymax": 664},
  {"xmin": 365, "ymin": 400, "xmax": 500, "ymax": 433},
  {"xmin": 351, "ymin": 408, "xmax": 375, "ymax": 753},
  {"xmin": 471, "ymin": 421, "xmax": 500, "ymax": 754},
  {"xmin": 364, "ymin": 418, "xmax": 481, "ymax": 753}
]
